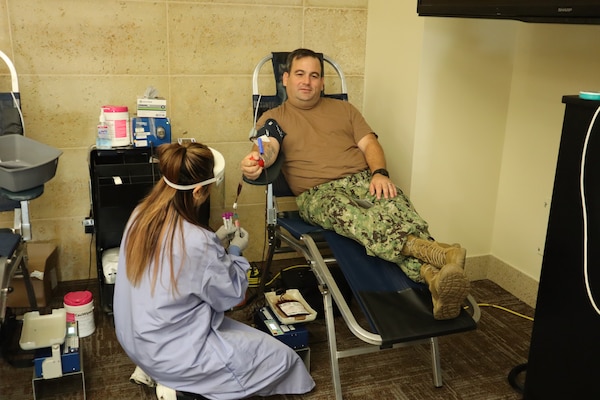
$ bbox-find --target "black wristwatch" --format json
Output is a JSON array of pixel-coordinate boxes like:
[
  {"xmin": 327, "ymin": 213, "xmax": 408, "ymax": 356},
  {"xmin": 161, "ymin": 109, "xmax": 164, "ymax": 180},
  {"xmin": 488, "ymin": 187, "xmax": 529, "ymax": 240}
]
[{"xmin": 372, "ymin": 168, "xmax": 389, "ymax": 178}]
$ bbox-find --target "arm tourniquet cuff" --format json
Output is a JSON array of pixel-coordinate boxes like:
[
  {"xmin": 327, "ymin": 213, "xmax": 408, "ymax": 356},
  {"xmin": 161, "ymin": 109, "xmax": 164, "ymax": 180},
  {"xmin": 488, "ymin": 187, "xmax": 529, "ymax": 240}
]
[{"xmin": 253, "ymin": 119, "xmax": 286, "ymax": 144}]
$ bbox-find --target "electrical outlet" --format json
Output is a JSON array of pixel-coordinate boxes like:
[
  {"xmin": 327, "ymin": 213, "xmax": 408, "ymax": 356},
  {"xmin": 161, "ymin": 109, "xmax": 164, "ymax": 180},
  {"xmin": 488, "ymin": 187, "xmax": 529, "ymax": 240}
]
[{"xmin": 83, "ymin": 218, "xmax": 94, "ymax": 234}]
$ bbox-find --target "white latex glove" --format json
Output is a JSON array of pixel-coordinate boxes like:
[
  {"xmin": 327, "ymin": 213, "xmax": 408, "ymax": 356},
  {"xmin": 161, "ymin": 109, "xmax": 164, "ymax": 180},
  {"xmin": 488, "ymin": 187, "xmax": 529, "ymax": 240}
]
[
  {"xmin": 230, "ymin": 228, "xmax": 249, "ymax": 252},
  {"xmin": 215, "ymin": 224, "xmax": 237, "ymax": 241}
]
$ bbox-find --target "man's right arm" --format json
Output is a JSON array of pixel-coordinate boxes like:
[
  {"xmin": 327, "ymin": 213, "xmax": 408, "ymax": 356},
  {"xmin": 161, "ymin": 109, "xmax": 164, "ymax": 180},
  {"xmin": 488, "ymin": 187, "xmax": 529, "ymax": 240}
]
[
  {"xmin": 241, "ymin": 118, "xmax": 286, "ymax": 181},
  {"xmin": 241, "ymin": 135, "xmax": 281, "ymax": 181}
]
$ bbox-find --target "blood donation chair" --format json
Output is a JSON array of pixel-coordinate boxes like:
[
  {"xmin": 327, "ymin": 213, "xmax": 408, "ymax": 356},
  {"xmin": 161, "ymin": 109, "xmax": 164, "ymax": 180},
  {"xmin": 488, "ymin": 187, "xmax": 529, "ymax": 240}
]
[{"xmin": 244, "ymin": 52, "xmax": 480, "ymax": 399}]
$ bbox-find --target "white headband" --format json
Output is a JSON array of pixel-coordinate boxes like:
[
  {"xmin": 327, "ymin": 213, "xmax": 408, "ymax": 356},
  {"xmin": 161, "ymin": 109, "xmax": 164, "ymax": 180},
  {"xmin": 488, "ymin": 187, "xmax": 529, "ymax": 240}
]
[
  {"xmin": 162, "ymin": 147, "xmax": 225, "ymax": 191},
  {"xmin": 163, "ymin": 176, "xmax": 218, "ymax": 190}
]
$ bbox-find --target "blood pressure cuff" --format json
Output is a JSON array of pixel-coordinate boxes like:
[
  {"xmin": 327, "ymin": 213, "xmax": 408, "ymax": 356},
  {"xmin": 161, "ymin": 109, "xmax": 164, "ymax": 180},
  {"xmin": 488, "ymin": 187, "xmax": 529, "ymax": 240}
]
[{"xmin": 254, "ymin": 119, "xmax": 286, "ymax": 144}]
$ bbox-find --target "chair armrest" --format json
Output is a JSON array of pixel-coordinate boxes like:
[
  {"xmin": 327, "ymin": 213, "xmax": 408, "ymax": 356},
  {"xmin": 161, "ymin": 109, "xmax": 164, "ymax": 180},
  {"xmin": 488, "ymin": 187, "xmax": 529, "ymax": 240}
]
[
  {"xmin": 242, "ymin": 153, "xmax": 295, "ymax": 197},
  {"xmin": 242, "ymin": 152, "xmax": 285, "ymax": 186}
]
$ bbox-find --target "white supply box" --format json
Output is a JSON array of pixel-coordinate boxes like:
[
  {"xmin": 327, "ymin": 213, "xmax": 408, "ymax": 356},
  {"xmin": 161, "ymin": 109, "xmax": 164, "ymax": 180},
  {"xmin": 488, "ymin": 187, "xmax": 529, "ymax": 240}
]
[{"xmin": 137, "ymin": 98, "xmax": 167, "ymax": 118}]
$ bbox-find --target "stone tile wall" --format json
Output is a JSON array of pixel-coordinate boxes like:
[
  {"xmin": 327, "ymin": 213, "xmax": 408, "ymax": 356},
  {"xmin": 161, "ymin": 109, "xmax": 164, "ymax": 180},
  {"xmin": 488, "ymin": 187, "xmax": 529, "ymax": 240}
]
[{"xmin": 0, "ymin": 0, "xmax": 368, "ymax": 280}]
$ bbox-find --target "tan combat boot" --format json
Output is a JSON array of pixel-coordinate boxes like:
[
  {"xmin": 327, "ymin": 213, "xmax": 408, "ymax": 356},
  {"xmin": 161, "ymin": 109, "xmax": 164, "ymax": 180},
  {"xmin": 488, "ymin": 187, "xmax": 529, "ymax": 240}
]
[
  {"xmin": 402, "ymin": 235, "xmax": 466, "ymax": 269},
  {"xmin": 420, "ymin": 263, "xmax": 470, "ymax": 320}
]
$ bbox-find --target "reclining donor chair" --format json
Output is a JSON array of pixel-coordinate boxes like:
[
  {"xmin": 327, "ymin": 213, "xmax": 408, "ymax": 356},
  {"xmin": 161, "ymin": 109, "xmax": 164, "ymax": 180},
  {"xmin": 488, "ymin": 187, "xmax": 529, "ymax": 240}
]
[{"xmin": 245, "ymin": 52, "xmax": 480, "ymax": 399}]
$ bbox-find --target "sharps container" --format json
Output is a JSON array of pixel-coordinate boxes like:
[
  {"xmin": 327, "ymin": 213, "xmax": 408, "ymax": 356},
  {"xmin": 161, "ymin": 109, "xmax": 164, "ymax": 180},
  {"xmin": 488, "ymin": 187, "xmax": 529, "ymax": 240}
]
[
  {"xmin": 102, "ymin": 105, "xmax": 131, "ymax": 147},
  {"xmin": 63, "ymin": 290, "xmax": 95, "ymax": 338}
]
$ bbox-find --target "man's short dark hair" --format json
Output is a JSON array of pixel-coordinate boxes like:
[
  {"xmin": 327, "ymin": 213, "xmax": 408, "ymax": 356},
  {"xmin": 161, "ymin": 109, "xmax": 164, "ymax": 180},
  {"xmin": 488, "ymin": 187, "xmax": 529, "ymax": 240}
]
[{"xmin": 285, "ymin": 48, "xmax": 324, "ymax": 77}]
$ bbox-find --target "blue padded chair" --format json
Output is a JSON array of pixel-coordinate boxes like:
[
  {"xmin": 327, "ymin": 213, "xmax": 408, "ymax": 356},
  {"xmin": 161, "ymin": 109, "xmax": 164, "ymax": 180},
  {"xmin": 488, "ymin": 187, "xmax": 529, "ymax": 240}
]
[
  {"xmin": 244, "ymin": 52, "xmax": 480, "ymax": 400},
  {"xmin": 0, "ymin": 162, "xmax": 47, "ymax": 323}
]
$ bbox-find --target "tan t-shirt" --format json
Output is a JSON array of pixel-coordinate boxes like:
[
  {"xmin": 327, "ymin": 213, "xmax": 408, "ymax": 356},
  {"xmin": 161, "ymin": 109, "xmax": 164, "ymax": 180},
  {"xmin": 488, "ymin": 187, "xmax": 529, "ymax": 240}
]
[{"xmin": 258, "ymin": 97, "xmax": 374, "ymax": 195}]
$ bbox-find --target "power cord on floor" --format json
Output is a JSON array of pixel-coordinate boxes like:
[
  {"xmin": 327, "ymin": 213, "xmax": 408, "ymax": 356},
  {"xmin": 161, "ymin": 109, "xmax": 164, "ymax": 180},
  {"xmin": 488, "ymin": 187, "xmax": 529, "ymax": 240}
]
[
  {"xmin": 477, "ymin": 303, "xmax": 534, "ymax": 321},
  {"xmin": 262, "ymin": 264, "xmax": 307, "ymax": 289}
]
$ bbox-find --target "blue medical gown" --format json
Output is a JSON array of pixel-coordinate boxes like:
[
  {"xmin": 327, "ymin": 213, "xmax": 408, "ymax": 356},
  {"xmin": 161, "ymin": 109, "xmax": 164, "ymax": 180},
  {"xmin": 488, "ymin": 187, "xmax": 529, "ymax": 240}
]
[{"xmin": 113, "ymin": 219, "xmax": 315, "ymax": 399}]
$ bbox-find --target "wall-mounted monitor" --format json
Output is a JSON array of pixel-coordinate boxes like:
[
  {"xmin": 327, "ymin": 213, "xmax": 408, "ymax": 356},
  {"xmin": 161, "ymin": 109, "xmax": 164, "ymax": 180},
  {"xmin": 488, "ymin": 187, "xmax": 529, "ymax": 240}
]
[{"xmin": 417, "ymin": 0, "xmax": 600, "ymax": 24}]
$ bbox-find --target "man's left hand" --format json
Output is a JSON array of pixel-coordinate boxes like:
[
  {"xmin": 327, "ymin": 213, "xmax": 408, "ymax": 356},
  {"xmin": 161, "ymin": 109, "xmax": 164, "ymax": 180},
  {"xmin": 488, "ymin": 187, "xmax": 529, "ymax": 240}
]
[{"xmin": 369, "ymin": 174, "xmax": 397, "ymax": 199}]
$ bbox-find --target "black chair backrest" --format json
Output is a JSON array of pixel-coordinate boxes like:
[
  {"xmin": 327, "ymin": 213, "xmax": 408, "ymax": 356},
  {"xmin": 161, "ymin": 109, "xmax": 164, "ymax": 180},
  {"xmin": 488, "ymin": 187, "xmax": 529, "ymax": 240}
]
[{"xmin": 0, "ymin": 92, "xmax": 22, "ymax": 136}]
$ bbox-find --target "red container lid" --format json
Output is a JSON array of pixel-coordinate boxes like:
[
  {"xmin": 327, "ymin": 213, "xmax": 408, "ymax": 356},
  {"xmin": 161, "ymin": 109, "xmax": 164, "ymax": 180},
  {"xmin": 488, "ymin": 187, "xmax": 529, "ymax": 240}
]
[
  {"xmin": 64, "ymin": 290, "xmax": 93, "ymax": 306},
  {"xmin": 102, "ymin": 105, "xmax": 128, "ymax": 113}
]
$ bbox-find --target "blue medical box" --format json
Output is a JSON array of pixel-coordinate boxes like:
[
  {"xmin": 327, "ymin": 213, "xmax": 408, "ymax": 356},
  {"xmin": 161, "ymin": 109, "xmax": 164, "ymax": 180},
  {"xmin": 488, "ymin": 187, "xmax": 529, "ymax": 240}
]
[
  {"xmin": 254, "ymin": 307, "xmax": 309, "ymax": 350},
  {"xmin": 132, "ymin": 117, "xmax": 171, "ymax": 147},
  {"xmin": 33, "ymin": 346, "xmax": 81, "ymax": 378}
]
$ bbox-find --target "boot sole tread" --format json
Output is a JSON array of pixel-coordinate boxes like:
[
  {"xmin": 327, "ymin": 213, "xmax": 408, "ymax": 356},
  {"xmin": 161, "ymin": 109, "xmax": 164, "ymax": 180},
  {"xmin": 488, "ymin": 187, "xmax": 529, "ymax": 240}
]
[{"xmin": 432, "ymin": 266, "xmax": 470, "ymax": 320}]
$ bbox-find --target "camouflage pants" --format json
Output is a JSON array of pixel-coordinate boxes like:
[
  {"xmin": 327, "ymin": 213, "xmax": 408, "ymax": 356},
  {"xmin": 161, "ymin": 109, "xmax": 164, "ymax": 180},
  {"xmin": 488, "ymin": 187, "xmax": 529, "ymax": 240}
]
[{"xmin": 296, "ymin": 170, "xmax": 431, "ymax": 282}]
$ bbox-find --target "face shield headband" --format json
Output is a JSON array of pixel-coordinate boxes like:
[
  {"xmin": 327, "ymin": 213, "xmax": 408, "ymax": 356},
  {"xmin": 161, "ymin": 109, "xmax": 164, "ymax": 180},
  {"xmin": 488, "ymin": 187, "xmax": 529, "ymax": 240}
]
[{"xmin": 162, "ymin": 147, "xmax": 225, "ymax": 191}]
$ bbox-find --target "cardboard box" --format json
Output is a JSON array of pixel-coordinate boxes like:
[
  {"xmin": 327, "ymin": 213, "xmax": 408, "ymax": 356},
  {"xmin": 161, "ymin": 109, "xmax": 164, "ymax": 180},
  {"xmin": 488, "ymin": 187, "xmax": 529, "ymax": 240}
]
[{"xmin": 6, "ymin": 241, "xmax": 59, "ymax": 308}]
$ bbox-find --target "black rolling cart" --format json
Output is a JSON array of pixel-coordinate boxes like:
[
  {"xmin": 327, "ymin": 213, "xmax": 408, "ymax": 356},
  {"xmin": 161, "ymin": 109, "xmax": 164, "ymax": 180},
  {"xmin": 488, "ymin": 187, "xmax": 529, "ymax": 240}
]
[
  {"xmin": 89, "ymin": 147, "xmax": 210, "ymax": 313},
  {"xmin": 524, "ymin": 96, "xmax": 600, "ymax": 399},
  {"xmin": 89, "ymin": 147, "xmax": 161, "ymax": 313}
]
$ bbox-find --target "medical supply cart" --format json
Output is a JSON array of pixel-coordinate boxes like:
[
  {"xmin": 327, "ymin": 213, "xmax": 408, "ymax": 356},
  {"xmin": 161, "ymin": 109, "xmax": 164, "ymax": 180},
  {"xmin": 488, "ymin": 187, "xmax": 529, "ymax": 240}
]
[
  {"xmin": 89, "ymin": 147, "xmax": 210, "ymax": 313},
  {"xmin": 89, "ymin": 147, "xmax": 160, "ymax": 312}
]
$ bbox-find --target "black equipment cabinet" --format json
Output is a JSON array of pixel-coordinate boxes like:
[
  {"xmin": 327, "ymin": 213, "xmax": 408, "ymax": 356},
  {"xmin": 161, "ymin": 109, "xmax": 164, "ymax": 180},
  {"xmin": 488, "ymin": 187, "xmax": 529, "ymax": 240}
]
[
  {"xmin": 89, "ymin": 147, "xmax": 209, "ymax": 313},
  {"xmin": 524, "ymin": 96, "xmax": 600, "ymax": 399},
  {"xmin": 89, "ymin": 147, "xmax": 160, "ymax": 313}
]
